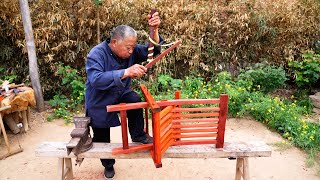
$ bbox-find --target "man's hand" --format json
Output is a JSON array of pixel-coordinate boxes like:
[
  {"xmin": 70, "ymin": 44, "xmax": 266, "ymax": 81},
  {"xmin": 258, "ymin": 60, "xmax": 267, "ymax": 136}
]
[
  {"xmin": 147, "ymin": 11, "xmax": 161, "ymax": 44},
  {"xmin": 122, "ymin": 64, "xmax": 147, "ymax": 79},
  {"xmin": 148, "ymin": 12, "xmax": 161, "ymax": 29}
]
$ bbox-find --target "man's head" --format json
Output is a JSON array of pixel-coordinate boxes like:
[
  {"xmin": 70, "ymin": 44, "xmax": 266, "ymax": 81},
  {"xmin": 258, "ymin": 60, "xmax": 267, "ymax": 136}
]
[{"xmin": 109, "ymin": 25, "xmax": 137, "ymax": 59}]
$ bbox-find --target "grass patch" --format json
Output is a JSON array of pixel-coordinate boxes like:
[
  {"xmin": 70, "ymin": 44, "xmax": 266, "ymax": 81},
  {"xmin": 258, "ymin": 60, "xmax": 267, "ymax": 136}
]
[{"xmin": 271, "ymin": 141, "xmax": 293, "ymax": 152}]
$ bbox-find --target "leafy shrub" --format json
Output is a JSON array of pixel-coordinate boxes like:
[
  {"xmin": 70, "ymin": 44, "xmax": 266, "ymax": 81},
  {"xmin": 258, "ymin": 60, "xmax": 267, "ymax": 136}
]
[
  {"xmin": 288, "ymin": 51, "xmax": 320, "ymax": 88},
  {"xmin": 0, "ymin": 67, "xmax": 17, "ymax": 83},
  {"xmin": 48, "ymin": 65, "xmax": 85, "ymax": 123},
  {"xmin": 237, "ymin": 63, "xmax": 287, "ymax": 93}
]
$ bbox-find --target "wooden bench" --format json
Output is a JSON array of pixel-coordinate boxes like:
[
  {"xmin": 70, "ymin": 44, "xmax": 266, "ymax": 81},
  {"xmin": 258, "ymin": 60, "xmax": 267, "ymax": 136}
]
[{"xmin": 35, "ymin": 141, "xmax": 271, "ymax": 180}]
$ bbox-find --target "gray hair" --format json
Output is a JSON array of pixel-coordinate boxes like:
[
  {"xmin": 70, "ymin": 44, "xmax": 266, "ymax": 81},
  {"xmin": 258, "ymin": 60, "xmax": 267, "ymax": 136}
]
[{"xmin": 111, "ymin": 25, "xmax": 137, "ymax": 41}]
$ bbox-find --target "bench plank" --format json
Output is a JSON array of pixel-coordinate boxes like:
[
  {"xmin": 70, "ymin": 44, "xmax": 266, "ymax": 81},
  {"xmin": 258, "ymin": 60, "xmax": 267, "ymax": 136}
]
[{"xmin": 35, "ymin": 141, "xmax": 271, "ymax": 159}]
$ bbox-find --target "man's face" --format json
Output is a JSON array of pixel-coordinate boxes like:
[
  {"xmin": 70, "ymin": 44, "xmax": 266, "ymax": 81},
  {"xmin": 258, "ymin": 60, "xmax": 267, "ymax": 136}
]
[{"xmin": 111, "ymin": 36, "xmax": 137, "ymax": 59}]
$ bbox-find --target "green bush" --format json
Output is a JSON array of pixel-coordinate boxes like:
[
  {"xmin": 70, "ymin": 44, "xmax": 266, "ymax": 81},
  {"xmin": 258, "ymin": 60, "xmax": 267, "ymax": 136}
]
[
  {"xmin": 237, "ymin": 63, "xmax": 287, "ymax": 93},
  {"xmin": 288, "ymin": 51, "xmax": 320, "ymax": 88},
  {"xmin": 48, "ymin": 65, "xmax": 85, "ymax": 123}
]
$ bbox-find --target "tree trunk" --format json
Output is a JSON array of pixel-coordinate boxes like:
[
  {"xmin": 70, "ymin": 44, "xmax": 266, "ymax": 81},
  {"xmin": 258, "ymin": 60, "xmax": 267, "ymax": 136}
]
[
  {"xmin": 19, "ymin": 0, "xmax": 45, "ymax": 112},
  {"xmin": 97, "ymin": 7, "xmax": 100, "ymax": 44}
]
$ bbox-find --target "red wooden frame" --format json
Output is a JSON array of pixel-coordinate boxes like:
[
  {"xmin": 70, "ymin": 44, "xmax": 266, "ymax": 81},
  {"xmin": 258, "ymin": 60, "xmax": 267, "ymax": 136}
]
[{"xmin": 107, "ymin": 84, "xmax": 228, "ymax": 168}]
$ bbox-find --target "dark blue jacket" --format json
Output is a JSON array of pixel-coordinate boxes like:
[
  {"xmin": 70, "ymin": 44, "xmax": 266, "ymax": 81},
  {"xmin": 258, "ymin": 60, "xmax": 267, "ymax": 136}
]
[{"xmin": 85, "ymin": 37, "xmax": 163, "ymax": 128}]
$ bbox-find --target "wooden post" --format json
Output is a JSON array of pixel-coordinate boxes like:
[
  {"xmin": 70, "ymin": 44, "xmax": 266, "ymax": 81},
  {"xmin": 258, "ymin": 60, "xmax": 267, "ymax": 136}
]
[
  {"xmin": 174, "ymin": 91, "xmax": 181, "ymax": 141},
  {"xmin": 119, "ymin": 104, "xmax": 129, "ymax": 149},
  {"xmin": 27, "ymin": 107, "xmax": 31, "ymax": 124},
  {"xmin": 0, "ymin": 113, "xmax": 10, "ymax": 153},
  {"xmin": 19, "ymin": 0, "xmax": 45, "ymax": 112},
  {"xmin": 22, "ymin": 110, "xmax": 28, "ymax": 131},
  {"xmin": 152, "ymin": 111, "xmax": 161, "ymax": 168},
  {"xmin": 216, "ymin": 94, "xmax": 228, "ymax": 148}
]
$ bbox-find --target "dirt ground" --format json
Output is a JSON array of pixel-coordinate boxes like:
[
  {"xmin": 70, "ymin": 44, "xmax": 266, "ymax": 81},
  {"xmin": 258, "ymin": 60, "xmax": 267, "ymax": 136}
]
[{"xmin": 0, "ymin": 110, "xmax": 319, "ymax": 180}]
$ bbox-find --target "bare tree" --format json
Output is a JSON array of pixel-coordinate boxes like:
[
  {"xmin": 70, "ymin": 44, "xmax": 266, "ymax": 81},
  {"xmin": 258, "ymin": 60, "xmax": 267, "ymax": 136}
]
[{"xmin": 19, "ymin": 0, "xmax": 45, "ymax": 112}]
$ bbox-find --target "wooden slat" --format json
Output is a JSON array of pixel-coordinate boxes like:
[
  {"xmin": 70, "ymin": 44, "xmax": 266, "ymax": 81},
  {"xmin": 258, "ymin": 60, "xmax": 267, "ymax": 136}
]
[
  {"xmin": 173, "ymin": 133, "xmax": 217, "ymax": 139},
  {"xmin": 172, "ymin": 118, "xmax": 219, "ymax": 123},
  {"xmin": 172, "ymin": 112, "xmax": 220, "ymax": 118},
  {"xmin": 161, "ymin": 133, "xmax": 173, "ymax": 152},
  {"xmin": 172, "ymin": 123, "xmax": 218, "ymax": 129},
  {"xmin": 160, "ymin": 105, "xmax": 174, "ymax": 119},
  {"xmin": 160, "ymin": 112, "xmax": 173, "ymax": 129},
  {"xmin": 160, "ymin": 119, "xmax": 173, "ymax": 132},
  {"xmin": 160, "ymin": 128, "xmax": 173, "ymax": 144},
  {"xmin": 173, "ymin": 139, "xmax": 217, "ymax": 146},
  {"xmin": 174, "ymin": 128, "xmax": 218, "ymax": 133},
  {"xmin": 107, "ymin": 99, "xmax": 220, "ymax": 112},
  {"xmin": 161, "ymin": 138, "xmax": 174, "ymax": 156},
  {"xmin": 107, "ymin": 102, "xmax": 148, "ymax": 112},
  {"xmin": 144, "ymin": 107, "xmax": 149, "ymax": 135},
  {"xmin": 171, "ymin": 107, "xmax": 220, "ymax": 112},
  {"xmin": 158, "ymin": 99, "xmax": 220, "ymax": 107},
  {"xmin": 112, "ymin": 144, "xmax": 152, "ymax": 155},
  {"xmin": 35, "ymin": 141, "xmax": 272, "ymax": 158}
]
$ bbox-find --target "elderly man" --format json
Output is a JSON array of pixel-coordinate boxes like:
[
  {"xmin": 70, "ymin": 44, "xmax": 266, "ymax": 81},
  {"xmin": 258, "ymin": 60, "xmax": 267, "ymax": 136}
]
[{"xmin": 85, "ymin": 12, "xmax": 163, "ymax": 179}]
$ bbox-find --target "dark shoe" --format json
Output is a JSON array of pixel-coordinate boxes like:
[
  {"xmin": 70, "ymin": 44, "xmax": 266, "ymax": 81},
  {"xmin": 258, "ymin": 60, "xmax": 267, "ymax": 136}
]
[
  {"xmin": 104, "ymin": 166, "xmax": 115, "ymax": 179},
  {"xmin": 132, "ymin": 136, "xmax": 153, "ymax": 144}
]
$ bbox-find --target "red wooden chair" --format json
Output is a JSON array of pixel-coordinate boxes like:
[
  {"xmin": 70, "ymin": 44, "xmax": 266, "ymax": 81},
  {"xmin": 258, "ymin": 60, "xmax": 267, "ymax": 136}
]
[{"xmin": 107, "ymin": 84, "xmax": 228, "ymax": 168}]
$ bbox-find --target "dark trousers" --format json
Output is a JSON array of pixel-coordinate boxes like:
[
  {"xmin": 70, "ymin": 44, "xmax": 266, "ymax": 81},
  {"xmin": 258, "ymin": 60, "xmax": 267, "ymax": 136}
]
[
  {"xmin": 91, "ymin": 91, "xmax": 147, "ymax": 168},
  {"xmin": 92, "ymin": 127, "xmax": 115, "ymax": 168},
  {"xmin": 119, "ymin": 91, "xmax": 146, "ymax": 141}
]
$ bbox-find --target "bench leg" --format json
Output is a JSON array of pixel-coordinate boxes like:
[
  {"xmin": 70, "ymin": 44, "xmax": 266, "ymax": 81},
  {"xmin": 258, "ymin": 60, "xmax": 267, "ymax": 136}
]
[
  {"xmin": 65, "ymin": 158, "xmax": 73, "ymax": 179},
  {"xmin": 57, "ymin": 158, "xmax": 64, "ymax": 180},
  {"xmin": 57, "ymin": 158, "xmax": 73, "ymax": 180},
  {"xmin": 235, "ymin": 157, "xmax": 250, "ymax": 180}
]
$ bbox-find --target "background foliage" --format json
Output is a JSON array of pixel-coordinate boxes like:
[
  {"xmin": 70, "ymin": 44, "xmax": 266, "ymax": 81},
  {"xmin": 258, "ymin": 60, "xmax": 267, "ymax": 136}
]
[{"xmin": 0, "ymin": 0, "xmax": 319, "ymax": 98}]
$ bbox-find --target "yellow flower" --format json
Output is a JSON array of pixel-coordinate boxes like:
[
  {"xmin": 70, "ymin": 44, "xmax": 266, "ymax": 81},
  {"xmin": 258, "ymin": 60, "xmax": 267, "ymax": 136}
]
[
  {"xmin": 302, "ymin": 124, "xmax": 308, "ymax": 129},
  {"xmin": 215, "ymin": 79, "xmax": 218, "ymax": 82},
  {"xmin": 77, "ymin": 97, "xmax": 80, "ymax": 100},
  {"xmin": 80, "ymin": 92, "xmax": 83, "ymax": 96},
  {"xmin": 284, "ymin": 132, "xmax": 289, "ymax": 137},
  {"xmin": 310, "ymin": 136, "xmax": 314, "ymax": 141}
]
